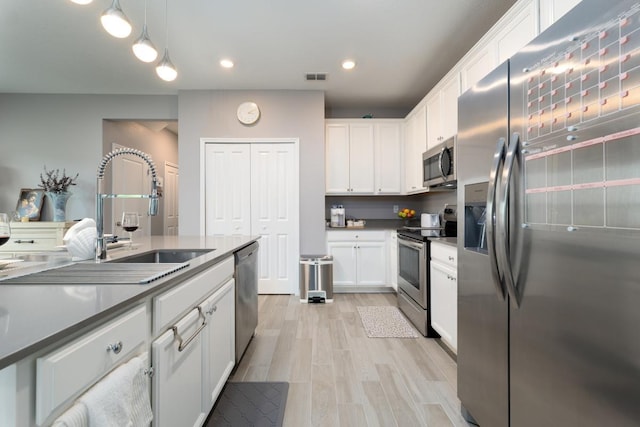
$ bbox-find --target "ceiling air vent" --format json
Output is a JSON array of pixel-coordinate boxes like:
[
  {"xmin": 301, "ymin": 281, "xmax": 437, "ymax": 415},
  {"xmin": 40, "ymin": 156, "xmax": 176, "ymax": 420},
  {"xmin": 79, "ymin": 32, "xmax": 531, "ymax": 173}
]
[{"xmin": 305, "ymin": 73, "xmax": 327, "ymax": 81}]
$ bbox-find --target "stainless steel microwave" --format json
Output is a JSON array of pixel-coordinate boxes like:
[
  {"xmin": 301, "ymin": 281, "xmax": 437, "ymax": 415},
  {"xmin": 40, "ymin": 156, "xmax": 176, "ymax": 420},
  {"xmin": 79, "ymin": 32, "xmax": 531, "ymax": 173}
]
[{"xmin": 422, "ymin": 136, "xmax": 456, "ymax": 190}]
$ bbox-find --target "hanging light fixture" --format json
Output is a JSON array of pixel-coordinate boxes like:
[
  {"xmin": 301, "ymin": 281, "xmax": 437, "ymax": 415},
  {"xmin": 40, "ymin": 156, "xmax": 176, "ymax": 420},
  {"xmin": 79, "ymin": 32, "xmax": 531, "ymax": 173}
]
[
  {"xmin": 156, "ymin": 0, "xmax": 177, "ymax": 81},
  {"xmin": 132, "ymin": 0, "xmax": 158, "ymax": 62},
  {"xmin": 101, "ymin": 0, "xmax": 132, "ymax": 39},
  {"xmin": 69, "ymin": 0, "xmax": 93, "ymax": 4}
]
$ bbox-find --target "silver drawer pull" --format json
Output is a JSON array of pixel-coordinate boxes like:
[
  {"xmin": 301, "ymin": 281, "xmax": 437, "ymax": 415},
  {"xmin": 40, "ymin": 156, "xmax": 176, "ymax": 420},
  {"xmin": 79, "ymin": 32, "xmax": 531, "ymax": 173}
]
[
  {"xmin": 448, "ymin": 256, "xmax": 455, "ymax": 261},
  {"xmin": 173, "ymin": 307, "xmax": 207, "ymax": 352},
  {"xmin": 206, "ymin": 305, "xmax": 217, "ymax": 315},
  {"xmin": 106, "ymin": 341, "xmax": 123, "ymax": 354},
  {"xmin": 15, "ymin": 239, "xmax": 35, "ymax": 244}
]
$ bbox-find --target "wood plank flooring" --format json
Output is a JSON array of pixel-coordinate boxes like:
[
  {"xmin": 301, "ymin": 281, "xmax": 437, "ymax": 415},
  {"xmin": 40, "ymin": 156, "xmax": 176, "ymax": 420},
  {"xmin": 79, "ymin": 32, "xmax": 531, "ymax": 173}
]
[{"xmin": 230, "ymin": 294, "xmax": 473, "ymax": 427}]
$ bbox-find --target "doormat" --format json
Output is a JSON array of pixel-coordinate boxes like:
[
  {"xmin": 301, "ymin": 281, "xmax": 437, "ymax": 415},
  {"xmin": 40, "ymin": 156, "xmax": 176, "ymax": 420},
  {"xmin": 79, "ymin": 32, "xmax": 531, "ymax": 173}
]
[
  {"xmin": 205, "ymin": 382, "xmax": 289, "ymax": 427},
  {"xmin": 357, "ymin": 306, "xmax": 420, "ymax": 338}
]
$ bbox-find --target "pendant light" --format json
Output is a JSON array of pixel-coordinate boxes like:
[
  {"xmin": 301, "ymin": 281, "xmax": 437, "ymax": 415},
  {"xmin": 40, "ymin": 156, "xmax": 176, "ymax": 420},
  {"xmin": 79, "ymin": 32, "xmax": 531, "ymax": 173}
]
[
  {"xmin": 156, "ymin": 0, "xmax": 177, "ymax": 81},
  {"xmin": 70, "ymin": 0, "xmax": 93, "ymax": 4},
  {"xmin": 132, "ymin": 0, "xmax": 158, "ymax": 62},
  {"xmin": 101, "ymin": 0, "xmax": 132, "ymax": 38}
]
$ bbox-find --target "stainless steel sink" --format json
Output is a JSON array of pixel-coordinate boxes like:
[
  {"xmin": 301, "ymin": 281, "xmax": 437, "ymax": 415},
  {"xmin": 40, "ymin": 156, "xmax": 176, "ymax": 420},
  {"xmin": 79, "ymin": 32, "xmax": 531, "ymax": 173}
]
[{"xmin": 110, "ymin": 249, "xmax": 214, "ymax": 264}]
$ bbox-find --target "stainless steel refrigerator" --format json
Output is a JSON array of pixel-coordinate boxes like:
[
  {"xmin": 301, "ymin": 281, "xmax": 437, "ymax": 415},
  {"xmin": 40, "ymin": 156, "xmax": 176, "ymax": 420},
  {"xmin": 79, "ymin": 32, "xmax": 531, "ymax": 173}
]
[{"xmin": 457, "ymin": 1, "xmax": 640, "ymax": 426}]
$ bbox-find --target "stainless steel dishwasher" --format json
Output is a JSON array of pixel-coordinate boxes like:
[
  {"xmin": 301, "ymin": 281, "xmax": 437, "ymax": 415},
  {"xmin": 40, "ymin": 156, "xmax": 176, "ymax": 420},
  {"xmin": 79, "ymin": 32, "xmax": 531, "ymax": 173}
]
[{"xmin": 234, "ymin": 241, "xmax": 259, "ymax": 364}]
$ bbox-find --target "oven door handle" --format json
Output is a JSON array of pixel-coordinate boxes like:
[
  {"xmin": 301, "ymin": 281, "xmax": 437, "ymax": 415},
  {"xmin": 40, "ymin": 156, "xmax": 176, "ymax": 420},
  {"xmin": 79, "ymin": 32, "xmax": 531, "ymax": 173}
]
[{"xmin": 398, "ymin": 237, "xmax": 425, "ymax": 251}]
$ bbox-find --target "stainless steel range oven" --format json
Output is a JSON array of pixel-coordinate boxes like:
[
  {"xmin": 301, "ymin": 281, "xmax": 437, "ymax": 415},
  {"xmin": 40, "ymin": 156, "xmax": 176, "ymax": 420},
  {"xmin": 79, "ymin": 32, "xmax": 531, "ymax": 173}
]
[
  {"xmin": 397, "ymin": 205, "xmax": 457, "ymax": 337},
  {"xmin": 397, "ymin": 231, "xmax": 437, "ymax": 337}
]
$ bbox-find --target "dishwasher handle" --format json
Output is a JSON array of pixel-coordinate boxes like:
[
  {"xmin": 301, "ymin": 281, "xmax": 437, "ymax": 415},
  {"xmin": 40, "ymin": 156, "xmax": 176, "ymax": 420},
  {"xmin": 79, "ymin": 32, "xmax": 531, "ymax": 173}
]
[{"xmin": 172, "ymin": 306, "xmax": 207, "ymax": 352}]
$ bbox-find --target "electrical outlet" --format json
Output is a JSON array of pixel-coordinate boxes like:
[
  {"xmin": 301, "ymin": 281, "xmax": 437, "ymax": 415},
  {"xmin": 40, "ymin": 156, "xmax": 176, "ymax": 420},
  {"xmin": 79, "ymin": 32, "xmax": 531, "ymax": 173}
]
[{"xmin": 393, "ymin": 205, "xmax": 399, "ymax": 213}]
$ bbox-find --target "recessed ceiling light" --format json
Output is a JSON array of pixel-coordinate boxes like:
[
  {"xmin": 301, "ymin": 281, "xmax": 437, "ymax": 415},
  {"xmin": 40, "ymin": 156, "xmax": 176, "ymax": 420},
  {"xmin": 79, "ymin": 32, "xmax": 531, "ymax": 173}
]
[
  {"xmin": 220, "ymin": 59, "xmax": 234, "ymax": 69},
  {"xmin": 342, "ymin": 60, "xmax": 356, "ymax": 70}
]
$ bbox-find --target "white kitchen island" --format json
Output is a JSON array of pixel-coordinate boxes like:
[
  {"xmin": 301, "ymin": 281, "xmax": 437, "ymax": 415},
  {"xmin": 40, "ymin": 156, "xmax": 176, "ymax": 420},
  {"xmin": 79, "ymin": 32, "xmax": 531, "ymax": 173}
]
[{"xmin": 0, "ymin": 234, "xmax": 258, "ymax": 427}]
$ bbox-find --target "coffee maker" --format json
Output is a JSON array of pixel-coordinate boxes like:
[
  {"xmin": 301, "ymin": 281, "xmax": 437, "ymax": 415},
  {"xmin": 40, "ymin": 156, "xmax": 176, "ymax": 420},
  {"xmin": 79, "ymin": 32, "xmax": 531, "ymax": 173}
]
[{"xmin": 330, "ymin": 205, "xmax": 346, "ymax": 228}]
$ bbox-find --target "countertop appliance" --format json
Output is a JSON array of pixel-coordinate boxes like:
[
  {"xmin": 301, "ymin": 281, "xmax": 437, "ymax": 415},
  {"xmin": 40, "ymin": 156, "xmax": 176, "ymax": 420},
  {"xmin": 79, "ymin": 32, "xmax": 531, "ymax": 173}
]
[
  {"xmin": 234, "ymin": 241, "xmax": 258, "ymax": 364},
  {"xmin": 457, "ymin": 1, "xmax": 640, "ymax": 425},
  {"xmin": 422, "ymin": 136, "xmax": 456, "ymax": 190},
  {"xmin": 397, "ymin": 207, "xmax": 457, "ymax": 336},
  {"xmin": 329, "ymin": 205, "xmax": 346, "ymax": 228}
]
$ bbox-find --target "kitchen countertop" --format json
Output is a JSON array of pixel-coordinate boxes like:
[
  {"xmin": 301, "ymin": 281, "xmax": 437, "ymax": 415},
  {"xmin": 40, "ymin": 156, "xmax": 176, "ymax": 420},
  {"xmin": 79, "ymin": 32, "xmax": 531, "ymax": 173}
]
[
  {"xmin": 428, "ymin": 236, "xmax": 458, "ymax": 247},
  {"xmin": 0, "ymin": 235, "xmax": 258, "ymax": 370}
]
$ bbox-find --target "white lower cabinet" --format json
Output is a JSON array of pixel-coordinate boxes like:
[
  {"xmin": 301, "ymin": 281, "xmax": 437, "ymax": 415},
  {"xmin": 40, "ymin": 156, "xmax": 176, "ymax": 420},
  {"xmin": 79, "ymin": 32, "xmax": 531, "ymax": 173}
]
[
  {"xmin": 430, "ymin": 242, "xmax": 458, "ymax": 353},
  {"xmin": 327, "ymin": 231, "xmax": 387, "ymax": 287},
  {"xmin": 35, "ymin": 304, "xmax": 149, "ymax": 425},
  {"xmin": 201, "ymin": 278, "xmax": 235, "ymax": 411},
  {"xmin": 153, "ymin": 308, "xmax": 206, "ymax": 427}
]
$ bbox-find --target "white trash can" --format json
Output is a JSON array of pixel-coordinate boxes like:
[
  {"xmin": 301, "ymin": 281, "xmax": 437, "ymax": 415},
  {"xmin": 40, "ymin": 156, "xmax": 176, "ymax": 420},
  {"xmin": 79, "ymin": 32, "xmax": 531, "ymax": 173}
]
[{"xmin": 299, "ymin": 255, "xmax": 333, "ymax": 303}]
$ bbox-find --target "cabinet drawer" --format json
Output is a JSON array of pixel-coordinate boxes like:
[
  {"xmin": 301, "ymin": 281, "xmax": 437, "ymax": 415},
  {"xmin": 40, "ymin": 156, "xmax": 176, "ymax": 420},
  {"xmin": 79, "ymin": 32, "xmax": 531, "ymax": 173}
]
[
  {"xmin": 153, "ymin": 257, "xmax": 234, "ymax": 334},
  {"xmin": 35, "ymin": 304, "xmax": 148, "ymax": 424},
  {"xmin": 431, "ymin": 241, "xmax": 457, "ymax": 267},
  {"xmin": 326, "ymin": 230, "xmax": 386, "ymax": 241},
  {"xmin": 1, "ymin": 236, "xmax": 59, "ymax": 252}
]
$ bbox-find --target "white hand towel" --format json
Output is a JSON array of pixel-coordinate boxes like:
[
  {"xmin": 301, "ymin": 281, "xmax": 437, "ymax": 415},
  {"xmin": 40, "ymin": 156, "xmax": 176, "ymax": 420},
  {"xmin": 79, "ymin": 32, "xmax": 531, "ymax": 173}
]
[
  {"xmin": 78, "ymin": 355, "xmax": 153, "ymax": 427},
  {"xmin": 63, "ymin": 218, "xmax": 97, "ymax": 261},
  {"xmin": 52, "ymin": 402, "xmax": 89, "ymax": 427}
]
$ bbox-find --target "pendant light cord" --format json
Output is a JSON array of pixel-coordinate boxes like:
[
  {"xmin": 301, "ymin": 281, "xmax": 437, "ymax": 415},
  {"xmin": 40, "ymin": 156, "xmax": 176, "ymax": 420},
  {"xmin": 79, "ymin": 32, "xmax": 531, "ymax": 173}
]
[{"xmin": 164, "ymin": 0, "xmax": 169, "ymax": 50}]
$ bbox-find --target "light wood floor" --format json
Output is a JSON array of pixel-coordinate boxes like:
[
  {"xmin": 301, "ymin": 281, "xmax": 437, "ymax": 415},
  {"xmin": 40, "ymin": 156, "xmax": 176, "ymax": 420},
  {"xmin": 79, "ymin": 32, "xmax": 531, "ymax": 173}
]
[{"xmin": 230, "ymin": 293, "xmax": 473, "ymax": 427}]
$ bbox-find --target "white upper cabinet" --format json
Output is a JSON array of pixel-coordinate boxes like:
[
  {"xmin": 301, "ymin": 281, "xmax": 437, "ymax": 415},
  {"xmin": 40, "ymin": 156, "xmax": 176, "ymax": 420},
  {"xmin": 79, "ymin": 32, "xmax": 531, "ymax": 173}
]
[
  {"xmin": 403, "ymin": 105, "xmax": 427, "ymax": 194},
  {"xmin": 374, "ymin": 122, "xmax": 403, "ymax": 194},
  {"xmin": 460, "ymin": 45, "xmax": 496, "ymax": 94},
  {"xmin": 326, "ymin": 120, "xmax": 402, "ymax": 195},
  {"xmin": 325, "ymin": 121, "xmax": 374, "ymax": 194},
  {"xmin": 426, "ymin": 72, "xmax": 460, "ymax": 149},
  {"xmin": 494, "ymin": 0, "xmax": 538, "ymax": 64},
  {"xmin": 539, "ymin": 0, "xmax": 582, "ymax": 32}
]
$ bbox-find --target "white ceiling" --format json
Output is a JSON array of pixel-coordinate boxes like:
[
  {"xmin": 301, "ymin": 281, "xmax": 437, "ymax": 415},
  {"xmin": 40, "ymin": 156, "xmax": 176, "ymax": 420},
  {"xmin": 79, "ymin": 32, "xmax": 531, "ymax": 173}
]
[{"xmin": 0, "ymin": 0, "xmax": 517, "ymax": 115}]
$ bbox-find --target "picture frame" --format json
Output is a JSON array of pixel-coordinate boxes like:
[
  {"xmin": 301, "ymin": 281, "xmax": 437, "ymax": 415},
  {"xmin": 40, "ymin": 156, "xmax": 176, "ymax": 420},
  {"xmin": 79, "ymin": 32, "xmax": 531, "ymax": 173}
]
[{"xmin": 15, "ymin": 188, "xmax": 44, "ymax": 221}]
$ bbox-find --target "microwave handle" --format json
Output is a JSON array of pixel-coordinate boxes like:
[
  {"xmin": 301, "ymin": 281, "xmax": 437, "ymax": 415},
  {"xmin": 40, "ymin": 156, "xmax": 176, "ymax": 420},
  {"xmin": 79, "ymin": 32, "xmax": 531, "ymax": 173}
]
[{"xmin": 437, "ymin": 147, "xmax": 446, "ymax": 180}]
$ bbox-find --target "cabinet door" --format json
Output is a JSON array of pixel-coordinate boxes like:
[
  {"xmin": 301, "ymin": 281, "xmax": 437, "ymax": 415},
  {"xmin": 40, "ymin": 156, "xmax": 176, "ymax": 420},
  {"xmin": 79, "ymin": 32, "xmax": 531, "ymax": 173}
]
[
  {"xmin": 325, "ymin": 123, "xmax": 351, "ymax": 193},
  {"xmin": 430, "ymin": 260, "xmax": 458, "ymax": 352},
  {"xmin": 152, "ymin": 309, "xmax": 206, "ymax": 427},
  {"xmin": 201, "ymin": 279, "xmax": 235, "ymax": 412},
  {"xmin": 494, "ymin": 0, "xmax": 538, "ymax": 64},
  {"xmin": 356, "ymin": 242, "xmax": 387, "ymax": 286},
  {"xmin": 205, "ymin": 144, "xmax": 251, "ymax": 235},
  {"xmin": 374, "ymin": 123, "xmax": 402, "ymax": 194},
  {"xmin": 540, "ymin": 0, "xmax": 581, "ymax": 32},
  {"xmin": 327, "ymin": 242, "xmax": 357, "ymax": 286},
  {"xmin": 426, "ymin": 92, "xmax": 442, "ymax": 149},
  {"xmin": 404, "ymin": 105, "xmax": 427, "ymax": 193},
  {"xmin": 460, "ymin": 46, "xmax": 496, "ymax": 93},
  {"xmin": 348, "ymin": 123, "xmax": 375, "ymax": 193},
  {"xmin": 441, "ymin": 74, "xmax": 460, "ymax": 141}
]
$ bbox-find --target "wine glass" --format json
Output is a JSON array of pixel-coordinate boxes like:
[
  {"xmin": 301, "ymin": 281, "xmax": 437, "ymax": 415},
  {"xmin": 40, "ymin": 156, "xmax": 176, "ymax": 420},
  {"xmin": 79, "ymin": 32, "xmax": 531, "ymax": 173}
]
[
  {"xmin": 121, "ymin": 212, "xmax": 139, "ymax": 250},
  {"xmin": 0, "ymin": 213, "xmax": 10, "ymax": 248}
]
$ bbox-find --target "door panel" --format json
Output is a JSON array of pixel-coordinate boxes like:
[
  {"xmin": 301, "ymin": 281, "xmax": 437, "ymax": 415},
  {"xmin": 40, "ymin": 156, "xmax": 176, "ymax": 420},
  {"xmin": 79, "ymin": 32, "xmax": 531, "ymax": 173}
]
[
  {"xmin": 164, "ymin": 162, "xmax": 179, "ymax": 236},
  {"xmin": 111, "ymin": 143, "xmax": 151, "ymax": 237}
]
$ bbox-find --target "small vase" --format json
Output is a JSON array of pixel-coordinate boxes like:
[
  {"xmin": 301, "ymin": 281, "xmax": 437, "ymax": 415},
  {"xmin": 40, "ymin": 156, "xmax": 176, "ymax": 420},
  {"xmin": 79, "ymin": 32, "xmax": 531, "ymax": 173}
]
[{"xmin": 46, "ymin": 191, "xmax": 72, "ymax": 222}]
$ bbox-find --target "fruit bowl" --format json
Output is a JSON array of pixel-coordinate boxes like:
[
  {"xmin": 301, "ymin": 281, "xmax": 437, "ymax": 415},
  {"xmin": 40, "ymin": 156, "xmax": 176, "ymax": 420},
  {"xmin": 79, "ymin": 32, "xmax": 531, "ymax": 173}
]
[{"xmin": 397, "ymin": 208, "xmax": 416, "ymax": 219}]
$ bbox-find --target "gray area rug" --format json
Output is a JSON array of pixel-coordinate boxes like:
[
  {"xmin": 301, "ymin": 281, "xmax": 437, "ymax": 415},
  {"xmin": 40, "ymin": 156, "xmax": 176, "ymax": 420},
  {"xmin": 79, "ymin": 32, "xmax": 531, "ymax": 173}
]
[
  {"xmin": 357, "ymin": 306, "xmax": 420, "ymax": 338},
  {"xmin": 206, "ymin": 382, "xmax": 289, "ymax": 427}
]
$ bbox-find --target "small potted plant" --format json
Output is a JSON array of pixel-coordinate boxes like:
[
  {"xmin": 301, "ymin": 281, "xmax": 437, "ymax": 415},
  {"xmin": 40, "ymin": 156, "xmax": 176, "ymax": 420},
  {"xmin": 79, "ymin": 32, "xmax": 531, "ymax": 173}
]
[{"xmin": 38, "ymin": 166, "xmax": 79, "ymax": 221}]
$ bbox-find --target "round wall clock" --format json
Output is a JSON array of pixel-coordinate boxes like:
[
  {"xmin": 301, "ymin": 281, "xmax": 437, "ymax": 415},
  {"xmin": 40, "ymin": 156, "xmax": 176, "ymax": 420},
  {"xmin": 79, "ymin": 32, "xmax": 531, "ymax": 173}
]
[{"xmin": 236, "ymin": 101, "xmax": 260, "ymax": 125}]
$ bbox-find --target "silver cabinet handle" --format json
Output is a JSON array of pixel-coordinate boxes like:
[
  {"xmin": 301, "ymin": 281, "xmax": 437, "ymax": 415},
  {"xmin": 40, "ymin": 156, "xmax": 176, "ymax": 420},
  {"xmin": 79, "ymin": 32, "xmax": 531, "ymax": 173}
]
[
  {"xmin": 206, "ymin": 305, "xmax": 217, "ymax": 315},
  {"xmin": 173, "ymin": 307, "xmax": 206, "ymax": 352},
  {"xmin": 15, "ymin": 239, "xmax": 35, "ymax": 244},
  {"xmin": 487, "ymin": 137, "xmax": 507, "ymax": 300},
  {"xmin": 106, "ymin": 341, "xmax": 123, "ymax": 354}
]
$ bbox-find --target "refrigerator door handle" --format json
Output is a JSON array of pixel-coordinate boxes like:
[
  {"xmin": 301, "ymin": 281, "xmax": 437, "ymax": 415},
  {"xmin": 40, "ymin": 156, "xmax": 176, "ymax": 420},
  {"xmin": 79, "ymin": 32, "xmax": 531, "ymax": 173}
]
[
  {"xmin": 487, "ymin": 137, "xmax": 507, "ymax": 300},
  {"xmin": 498, "ymin": 132, "xmax": 521, "ymax": 308}
]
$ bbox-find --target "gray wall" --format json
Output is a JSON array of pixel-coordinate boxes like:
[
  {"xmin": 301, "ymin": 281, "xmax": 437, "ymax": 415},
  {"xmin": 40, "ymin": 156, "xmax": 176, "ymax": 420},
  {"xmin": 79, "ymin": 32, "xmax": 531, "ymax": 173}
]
[
  {"xmin": 0, "ymin": 94, "xmax": 178, "ymax": 221},
  {"xmin": 102, "ymin": 120, "xmax": 178, "ymax": 235},
  {"xmin": 178, "ymin": 90, "xmax": 326, "ymax": 254}
]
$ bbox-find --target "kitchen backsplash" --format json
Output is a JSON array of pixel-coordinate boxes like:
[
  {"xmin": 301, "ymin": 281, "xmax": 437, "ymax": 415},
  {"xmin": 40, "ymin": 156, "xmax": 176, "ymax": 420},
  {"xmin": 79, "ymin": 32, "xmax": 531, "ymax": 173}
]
[{"xmin": 325, "ymin": 191, "xmax": 456, "ymax": 221}]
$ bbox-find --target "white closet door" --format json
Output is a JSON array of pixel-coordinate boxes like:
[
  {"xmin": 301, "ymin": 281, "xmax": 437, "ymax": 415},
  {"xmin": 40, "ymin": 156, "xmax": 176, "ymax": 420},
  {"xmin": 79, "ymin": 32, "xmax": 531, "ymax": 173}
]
[
  {"xmin": 164, "ymin": 162, "xmax": 179, "ymax": 236},
  {"xmin": 204, "ymin": 144, "xmax": 251, "ymax": 235},
  {"xmin": 251, "ymin": 144, "xmax": 299, "ymax": 294}
]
